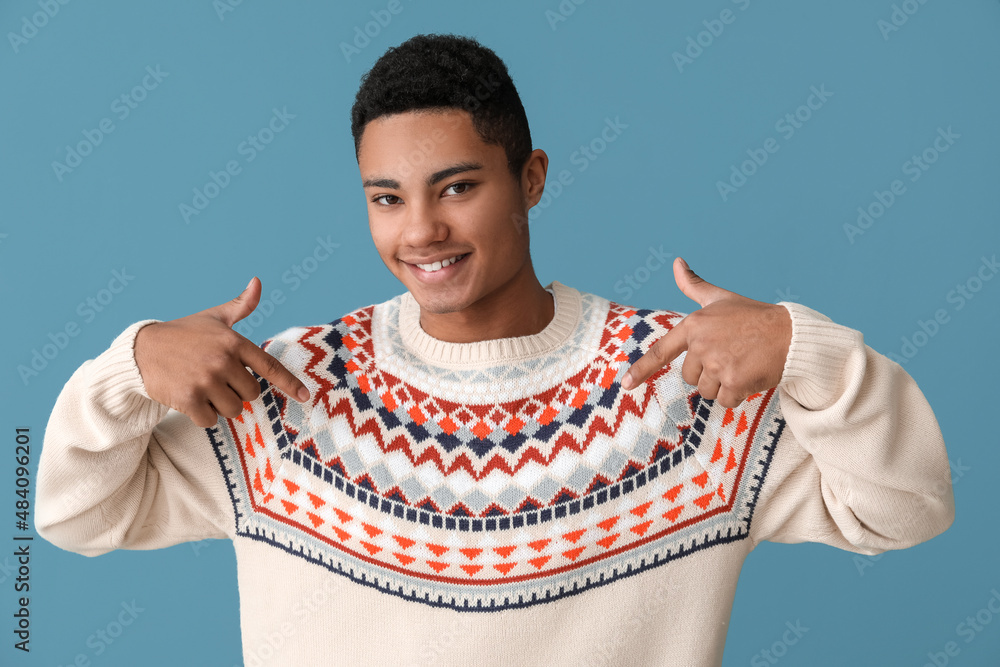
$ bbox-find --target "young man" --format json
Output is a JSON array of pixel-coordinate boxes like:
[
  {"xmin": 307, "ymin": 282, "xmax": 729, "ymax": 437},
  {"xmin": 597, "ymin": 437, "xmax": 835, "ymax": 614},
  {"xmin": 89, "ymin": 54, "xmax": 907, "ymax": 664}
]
[{"xmin": 36, "ymin": 33, "xmax": 954, "ymax": 666}]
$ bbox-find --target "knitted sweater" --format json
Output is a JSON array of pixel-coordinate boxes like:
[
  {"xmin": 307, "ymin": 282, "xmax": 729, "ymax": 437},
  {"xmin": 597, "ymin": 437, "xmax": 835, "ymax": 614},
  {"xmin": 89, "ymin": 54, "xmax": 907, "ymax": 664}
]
[{"xmin": 36, "ymin": 280, "xmax": 954, "ymax": 667}]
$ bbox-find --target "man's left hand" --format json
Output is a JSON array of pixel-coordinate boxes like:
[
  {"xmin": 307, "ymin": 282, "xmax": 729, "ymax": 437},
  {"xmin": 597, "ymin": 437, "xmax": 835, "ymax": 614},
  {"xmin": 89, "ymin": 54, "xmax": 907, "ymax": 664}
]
[{"xmin": 621, "ymin": 257, "xmax": 792, "ymax": 408}]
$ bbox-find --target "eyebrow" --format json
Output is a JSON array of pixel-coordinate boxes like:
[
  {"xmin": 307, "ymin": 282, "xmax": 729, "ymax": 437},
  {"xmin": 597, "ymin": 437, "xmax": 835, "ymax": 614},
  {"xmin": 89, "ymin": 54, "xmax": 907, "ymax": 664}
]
[{"xmin": 362, "ymin": 161, "xmax": 484, "ymax": 189}]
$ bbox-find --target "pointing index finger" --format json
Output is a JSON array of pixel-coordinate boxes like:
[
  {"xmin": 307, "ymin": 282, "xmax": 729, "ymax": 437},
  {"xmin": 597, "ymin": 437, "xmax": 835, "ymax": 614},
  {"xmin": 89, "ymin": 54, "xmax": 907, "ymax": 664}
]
[
  {"xmin": 621, "ymin": 320, "xmax": 688, "ymax": 390},
  {"xmin": 240, "ymin": 341, "xmax": 311, "ymax": 402}
]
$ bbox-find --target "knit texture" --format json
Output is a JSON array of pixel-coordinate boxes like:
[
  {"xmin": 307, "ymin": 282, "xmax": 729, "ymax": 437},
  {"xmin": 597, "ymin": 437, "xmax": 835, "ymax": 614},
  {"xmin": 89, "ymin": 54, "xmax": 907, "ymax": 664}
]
[
  {"xmin": 212, "ymin": 281, "xmax": 782, "ymax": 610},
  {"xmin": 35, "ymin": 280, "xmax": 955, "ymax": 666}
]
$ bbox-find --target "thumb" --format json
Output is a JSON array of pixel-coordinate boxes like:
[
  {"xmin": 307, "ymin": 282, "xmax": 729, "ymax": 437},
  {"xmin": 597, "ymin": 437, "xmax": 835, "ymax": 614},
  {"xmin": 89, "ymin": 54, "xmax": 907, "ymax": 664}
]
[
  {"xmin": 215, "ymin": 276, "xmax": 261, "ymax": 328},
  {"xmin": 674, "ymin": 257, "xmax": 726, "ymax": 307}
]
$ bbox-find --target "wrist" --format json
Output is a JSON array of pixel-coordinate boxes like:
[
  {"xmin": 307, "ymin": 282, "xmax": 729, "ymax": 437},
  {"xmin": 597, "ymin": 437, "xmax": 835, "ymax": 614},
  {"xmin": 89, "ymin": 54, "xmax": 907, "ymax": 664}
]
[{"xmin": 775, "ymin": 301, "xmax": 861, "ymax": 410}]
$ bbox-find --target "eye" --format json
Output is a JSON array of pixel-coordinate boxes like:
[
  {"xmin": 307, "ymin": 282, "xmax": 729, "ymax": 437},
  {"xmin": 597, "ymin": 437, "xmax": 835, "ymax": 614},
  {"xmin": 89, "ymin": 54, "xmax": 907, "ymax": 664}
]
[
  {"xmin": 445, "ymin": 182, "xmax": 475, "ymax": 196},
  {"xmin": 371, "ymin": 194, "xmax": 401, "ymax": 206}
]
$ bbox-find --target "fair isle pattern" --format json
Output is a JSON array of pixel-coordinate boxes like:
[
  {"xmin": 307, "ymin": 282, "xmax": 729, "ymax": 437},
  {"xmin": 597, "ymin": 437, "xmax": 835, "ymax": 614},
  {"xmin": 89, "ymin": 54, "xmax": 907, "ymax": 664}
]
[{"xmin": 209, "ymin": 288, "xmax": 784, "ymax": 611}]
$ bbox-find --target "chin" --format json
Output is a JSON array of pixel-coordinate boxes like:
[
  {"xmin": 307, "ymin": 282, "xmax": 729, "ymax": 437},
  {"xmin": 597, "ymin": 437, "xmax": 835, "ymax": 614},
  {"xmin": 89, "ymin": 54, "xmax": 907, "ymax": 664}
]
[
  {"xmin": 412, "ymin": 292, "xmax": 469, "ymax": 315},
  {"xmin": 409, "ymin": 282, "xmax": 475, "ymax": 313}
]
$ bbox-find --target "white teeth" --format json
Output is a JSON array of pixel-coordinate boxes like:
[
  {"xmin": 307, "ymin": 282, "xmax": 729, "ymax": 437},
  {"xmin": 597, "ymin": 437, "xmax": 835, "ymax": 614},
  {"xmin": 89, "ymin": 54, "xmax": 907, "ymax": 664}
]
[{"xmin": 416, "ymin": 254, "xmax": 465, "ymax": 272}]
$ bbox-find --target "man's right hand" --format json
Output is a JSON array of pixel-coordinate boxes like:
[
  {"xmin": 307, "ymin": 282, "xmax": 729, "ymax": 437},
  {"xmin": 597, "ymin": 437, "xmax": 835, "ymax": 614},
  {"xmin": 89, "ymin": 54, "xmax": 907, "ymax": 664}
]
[{"xmin": 134, "ymin": 277, "xmax": 310, "ymax": 428}]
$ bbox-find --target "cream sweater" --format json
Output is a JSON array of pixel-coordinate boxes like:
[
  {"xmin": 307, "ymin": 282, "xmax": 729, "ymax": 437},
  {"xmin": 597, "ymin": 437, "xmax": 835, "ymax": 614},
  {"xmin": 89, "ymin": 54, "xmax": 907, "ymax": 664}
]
[{"xmin": 35, "ymin": 280, "xmax": 955, "ymax": 666}]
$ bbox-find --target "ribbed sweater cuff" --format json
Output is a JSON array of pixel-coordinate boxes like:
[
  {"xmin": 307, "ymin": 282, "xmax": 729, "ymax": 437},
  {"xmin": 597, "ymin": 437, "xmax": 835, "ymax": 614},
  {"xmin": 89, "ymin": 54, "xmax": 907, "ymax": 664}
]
[
  {"xmin": 90, "ymin": 319, "xmax": 169, "ymax": 423},
  {"xmin": 775, "ymin": 301, "xmax": 863, "ymax": 411}
]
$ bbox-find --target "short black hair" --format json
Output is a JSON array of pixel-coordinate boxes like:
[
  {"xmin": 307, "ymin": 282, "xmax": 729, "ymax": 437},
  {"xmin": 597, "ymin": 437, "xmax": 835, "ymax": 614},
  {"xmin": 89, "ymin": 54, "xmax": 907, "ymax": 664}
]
[{"xmin": 350, "ymin": 33, "xmax": 532, "ymax": 179}]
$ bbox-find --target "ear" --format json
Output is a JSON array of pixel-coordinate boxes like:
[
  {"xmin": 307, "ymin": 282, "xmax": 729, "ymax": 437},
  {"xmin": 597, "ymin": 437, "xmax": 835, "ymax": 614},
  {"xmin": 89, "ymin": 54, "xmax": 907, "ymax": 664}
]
[{"xmin": 522, "ymin": 149, "xmax": 549, "ymax": 208}]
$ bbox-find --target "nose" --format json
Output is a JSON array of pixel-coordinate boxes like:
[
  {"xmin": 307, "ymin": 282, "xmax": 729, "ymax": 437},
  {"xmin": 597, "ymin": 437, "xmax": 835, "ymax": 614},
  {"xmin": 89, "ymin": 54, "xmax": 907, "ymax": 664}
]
[{"xmin": 401, "ymin": 195, "xmax": 449, "ymax": 247}]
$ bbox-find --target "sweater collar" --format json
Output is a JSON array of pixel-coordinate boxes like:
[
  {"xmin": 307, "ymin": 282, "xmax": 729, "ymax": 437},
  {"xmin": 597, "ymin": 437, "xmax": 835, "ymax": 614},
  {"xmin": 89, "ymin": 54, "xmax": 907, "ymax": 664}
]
[{"xmin": 396, "ymin": 280, "xmax": 582, "ymax": 366}]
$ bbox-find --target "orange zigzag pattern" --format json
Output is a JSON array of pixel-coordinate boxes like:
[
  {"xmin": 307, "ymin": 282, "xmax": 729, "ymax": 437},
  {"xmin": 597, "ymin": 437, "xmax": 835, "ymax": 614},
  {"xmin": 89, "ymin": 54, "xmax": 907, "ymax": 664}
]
[{"xmin": 290, "ymin": 375, "xmax": 682, "ymax": 482}]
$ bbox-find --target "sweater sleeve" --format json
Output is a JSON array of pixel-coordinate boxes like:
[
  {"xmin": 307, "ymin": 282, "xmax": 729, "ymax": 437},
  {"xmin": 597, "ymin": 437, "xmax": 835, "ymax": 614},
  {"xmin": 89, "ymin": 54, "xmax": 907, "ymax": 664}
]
[
  {"xmin": 747, "ymin": 301, "xmax": 955, "ymax": 556},
  {"xmin": 35, "ymin": 320, "xmax": 234, "ymax": 557}
]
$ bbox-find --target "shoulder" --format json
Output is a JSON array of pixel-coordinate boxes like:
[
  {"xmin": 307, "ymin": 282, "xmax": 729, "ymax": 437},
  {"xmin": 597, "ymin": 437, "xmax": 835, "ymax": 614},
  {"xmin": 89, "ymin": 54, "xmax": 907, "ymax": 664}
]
[
  {"xmin": 255, "ymin": 291, "xmax": 406, "ymax": 377},
  {"xmin": 576, "ymin": 283, "xmax": 690, "ymax": 360}
]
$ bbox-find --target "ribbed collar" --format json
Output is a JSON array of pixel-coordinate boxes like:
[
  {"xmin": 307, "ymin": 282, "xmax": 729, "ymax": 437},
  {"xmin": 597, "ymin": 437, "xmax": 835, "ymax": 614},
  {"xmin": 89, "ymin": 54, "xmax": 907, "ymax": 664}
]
[{"xmin": 396, "ymin": 280, "xmax": 582, "ymax": 365}]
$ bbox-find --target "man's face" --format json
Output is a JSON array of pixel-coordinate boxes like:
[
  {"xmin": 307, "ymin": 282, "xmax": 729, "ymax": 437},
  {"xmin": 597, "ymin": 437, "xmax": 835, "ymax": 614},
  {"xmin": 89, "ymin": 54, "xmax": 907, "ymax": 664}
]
[{"xmin": 358, "ymin": 108, "xmax": 541, "ymax": 316}]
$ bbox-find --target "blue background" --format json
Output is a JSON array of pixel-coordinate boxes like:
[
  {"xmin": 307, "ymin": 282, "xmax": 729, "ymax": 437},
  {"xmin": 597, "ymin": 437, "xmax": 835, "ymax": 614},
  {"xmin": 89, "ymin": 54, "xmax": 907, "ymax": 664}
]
[{"xmin": 2, "ymin": 0, "xmax": 998, "ymax": 665}]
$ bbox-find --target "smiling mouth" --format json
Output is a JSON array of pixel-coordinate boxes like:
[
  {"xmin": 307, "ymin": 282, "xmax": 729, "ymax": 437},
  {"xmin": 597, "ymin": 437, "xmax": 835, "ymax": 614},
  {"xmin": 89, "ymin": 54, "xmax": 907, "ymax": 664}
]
[{"xmin": 411, "ymin": 253, "xmax": 468, "ymax": 273}]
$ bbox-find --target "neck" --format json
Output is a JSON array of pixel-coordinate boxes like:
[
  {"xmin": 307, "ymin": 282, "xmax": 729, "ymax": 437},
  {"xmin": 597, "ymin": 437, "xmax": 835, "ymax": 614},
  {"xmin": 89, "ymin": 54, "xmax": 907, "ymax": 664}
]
[
  {"xmin": 417, "ymin": 271, "xmax": 555, "ymax": 344},
  {"xmin": 397, "ymin": 280, "xmax": 579, "ymax": 365}
]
